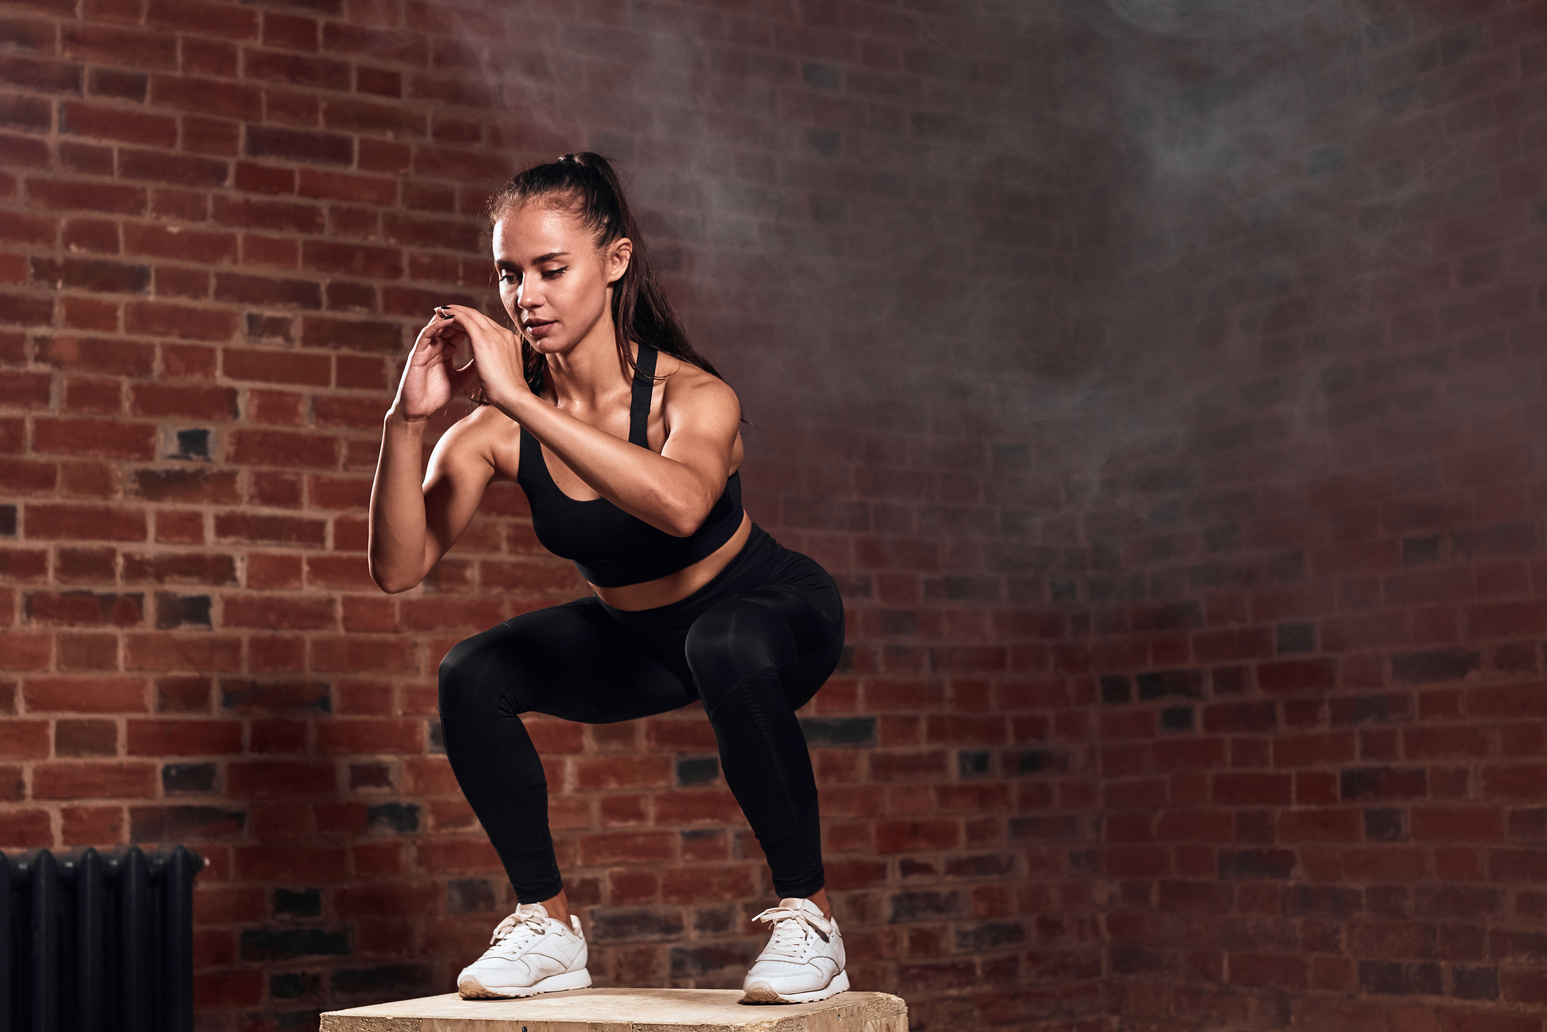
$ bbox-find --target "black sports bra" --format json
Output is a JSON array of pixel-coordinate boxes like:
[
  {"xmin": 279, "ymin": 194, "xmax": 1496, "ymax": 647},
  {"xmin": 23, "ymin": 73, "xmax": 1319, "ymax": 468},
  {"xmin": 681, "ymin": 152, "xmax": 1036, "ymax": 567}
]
[{"xmin": 515, "ymin": 345, "xmax": 744, "ymax": 587}]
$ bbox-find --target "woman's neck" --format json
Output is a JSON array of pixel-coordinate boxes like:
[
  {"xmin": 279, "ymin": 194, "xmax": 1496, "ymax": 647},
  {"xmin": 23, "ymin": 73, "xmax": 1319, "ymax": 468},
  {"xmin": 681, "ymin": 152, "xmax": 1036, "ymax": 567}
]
[{"xmin": 544, "ymin": 331, "xmax": 634, "ymax": 408}]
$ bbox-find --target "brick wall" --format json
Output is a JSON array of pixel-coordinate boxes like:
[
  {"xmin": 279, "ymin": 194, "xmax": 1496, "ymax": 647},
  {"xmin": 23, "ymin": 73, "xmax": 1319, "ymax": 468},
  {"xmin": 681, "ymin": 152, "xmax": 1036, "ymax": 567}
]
[
  {"xmin": 1063, "ymin": 1, "xmax": 1547, "ymax": 1030},
  {"xmin": 9, "ymin": 0, "xmax": 1545, "ymax": 1028},
  {"xmin": 0, "ymin": 1, "xmax": 1094, "ymax": 1030}
]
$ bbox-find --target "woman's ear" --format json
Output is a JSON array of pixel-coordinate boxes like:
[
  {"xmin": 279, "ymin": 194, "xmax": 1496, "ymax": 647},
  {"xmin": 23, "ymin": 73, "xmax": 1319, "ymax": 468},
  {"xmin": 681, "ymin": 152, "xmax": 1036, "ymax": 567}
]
[{"xmin": 605, "ymin": 237, "xmax": 633, "ymax": 285}]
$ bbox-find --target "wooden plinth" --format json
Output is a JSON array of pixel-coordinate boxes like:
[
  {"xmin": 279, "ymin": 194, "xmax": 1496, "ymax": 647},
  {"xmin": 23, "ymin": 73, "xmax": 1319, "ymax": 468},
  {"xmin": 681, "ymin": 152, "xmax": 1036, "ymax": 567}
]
[{"xmin": 320, "ymin": 987, "xmax": 908, "ymax": 1032}]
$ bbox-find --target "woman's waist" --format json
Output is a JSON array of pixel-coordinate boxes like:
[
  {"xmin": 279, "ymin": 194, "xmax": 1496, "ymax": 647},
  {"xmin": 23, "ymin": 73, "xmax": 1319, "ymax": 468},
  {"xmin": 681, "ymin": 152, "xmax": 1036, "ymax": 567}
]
[
  {"xmin": 592, "ymin": 515, "xmax": 760, "ymax": 610},
  {"xmin": 593, "ymin": 518, "xmax": 790, "ymax": 626}
]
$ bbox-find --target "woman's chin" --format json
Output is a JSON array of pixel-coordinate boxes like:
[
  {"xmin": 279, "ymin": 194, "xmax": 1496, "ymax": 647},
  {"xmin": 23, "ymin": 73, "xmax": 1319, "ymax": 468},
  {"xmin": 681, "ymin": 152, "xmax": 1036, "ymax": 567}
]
[{"xmin": 526, "ymin": 319, "xmax": 620, "ymax": 362}]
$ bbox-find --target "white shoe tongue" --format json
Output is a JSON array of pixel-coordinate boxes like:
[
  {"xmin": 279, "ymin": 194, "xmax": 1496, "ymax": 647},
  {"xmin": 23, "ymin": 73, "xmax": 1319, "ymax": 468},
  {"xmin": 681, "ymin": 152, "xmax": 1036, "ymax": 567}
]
[
  {"xmin": 779, "ymin": 897, "xmax": 816, "ymax": 914},
  {"xmin": 520, "ymin": 902, "xmax": 549, "ymax": 920}
]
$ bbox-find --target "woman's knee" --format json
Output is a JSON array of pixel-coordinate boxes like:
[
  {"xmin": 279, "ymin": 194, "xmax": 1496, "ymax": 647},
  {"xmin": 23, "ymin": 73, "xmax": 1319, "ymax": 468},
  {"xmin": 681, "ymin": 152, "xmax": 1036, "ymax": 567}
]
[
  {"xmin": 684, "ymin": 601, "xmax": 787, "ymax": 704},
  {"xmin": 438, "ymin": 625, "xmax": 526, "ymax": 726}
]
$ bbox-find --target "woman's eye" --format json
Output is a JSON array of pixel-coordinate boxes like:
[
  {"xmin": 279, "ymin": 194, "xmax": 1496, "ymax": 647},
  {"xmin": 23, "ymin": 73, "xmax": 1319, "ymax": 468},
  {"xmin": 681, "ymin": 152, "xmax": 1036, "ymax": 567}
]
[
  {"xmin": 498, "ymin": 271, "xmax": 519, "ymax": 285},
  {"xmin": 542, "ymin": 267, "xmax": 567, "ymax": 280}
]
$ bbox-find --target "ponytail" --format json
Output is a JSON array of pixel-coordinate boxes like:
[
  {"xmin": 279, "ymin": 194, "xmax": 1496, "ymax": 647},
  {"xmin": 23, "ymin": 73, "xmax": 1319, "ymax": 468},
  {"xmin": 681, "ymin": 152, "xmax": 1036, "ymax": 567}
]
[{"xmin": 483, "ymin": 152, "xmax": 723, "ymax": 394}]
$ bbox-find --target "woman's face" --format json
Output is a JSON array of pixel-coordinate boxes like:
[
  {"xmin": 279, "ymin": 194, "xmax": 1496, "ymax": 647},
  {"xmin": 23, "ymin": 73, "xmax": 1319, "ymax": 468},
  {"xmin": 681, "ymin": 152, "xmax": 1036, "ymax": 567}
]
[{"xmin": 491, "ymin": 200, "xmax": 630, "ymax": 358}]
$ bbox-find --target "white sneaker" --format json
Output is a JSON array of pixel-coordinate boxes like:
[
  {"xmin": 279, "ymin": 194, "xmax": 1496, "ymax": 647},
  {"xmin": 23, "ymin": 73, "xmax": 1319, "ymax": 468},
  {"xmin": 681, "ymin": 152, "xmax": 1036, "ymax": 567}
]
[
  {"xmin": 456, "ymin": 903, "xmax": 592, "ymax": 999},
  {"xmin": 742, "ymin": 897, "xmax": 849, "ymax": 1003}
]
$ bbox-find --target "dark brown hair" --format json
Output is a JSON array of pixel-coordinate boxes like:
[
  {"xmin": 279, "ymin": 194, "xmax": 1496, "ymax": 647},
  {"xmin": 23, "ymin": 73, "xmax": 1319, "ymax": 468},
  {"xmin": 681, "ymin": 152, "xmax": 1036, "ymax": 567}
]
[{"xmin": 484, "ymin": 152, "xmax": 724, "ymax": 394}]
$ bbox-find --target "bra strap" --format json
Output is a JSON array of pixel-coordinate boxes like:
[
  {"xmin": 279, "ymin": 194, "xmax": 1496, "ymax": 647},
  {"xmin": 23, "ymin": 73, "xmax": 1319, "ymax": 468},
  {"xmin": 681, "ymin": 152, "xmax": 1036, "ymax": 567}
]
[
  {"xmin": 628, "ymin": 345, "xmax": 656, "ymax": 447},
  {"xmin": 518, "ymin": 365, "xmax": 543, "ymax": 476}
]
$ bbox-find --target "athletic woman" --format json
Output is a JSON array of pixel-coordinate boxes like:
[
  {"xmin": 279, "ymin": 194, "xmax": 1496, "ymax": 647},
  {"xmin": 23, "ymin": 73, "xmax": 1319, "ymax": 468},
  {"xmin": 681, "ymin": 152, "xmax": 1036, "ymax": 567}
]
[{"xmin": 367, "ymin": 153, "xmax": 848, "ymax": 1004}]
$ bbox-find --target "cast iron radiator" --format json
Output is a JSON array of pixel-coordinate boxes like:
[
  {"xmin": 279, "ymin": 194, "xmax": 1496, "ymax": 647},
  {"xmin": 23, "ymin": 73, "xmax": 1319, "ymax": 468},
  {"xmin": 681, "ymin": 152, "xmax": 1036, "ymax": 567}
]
[{"xmin": 1, "ymin": 845, "xmax": 203, "ymax": 1032}]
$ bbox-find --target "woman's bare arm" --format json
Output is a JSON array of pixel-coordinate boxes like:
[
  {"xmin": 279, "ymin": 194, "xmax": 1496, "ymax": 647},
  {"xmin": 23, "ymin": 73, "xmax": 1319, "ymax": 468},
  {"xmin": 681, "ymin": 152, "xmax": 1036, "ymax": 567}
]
[
  {"xmin": 439, "ymin": 305, "xmax": 741, "ymax": 538},
  {"xmin": 367, "ymin": 316, "xmax": 502, "ymax": 594},
  {"xmin": 368, "ymin": 409, "xmax": 500, "ymax": 593}
]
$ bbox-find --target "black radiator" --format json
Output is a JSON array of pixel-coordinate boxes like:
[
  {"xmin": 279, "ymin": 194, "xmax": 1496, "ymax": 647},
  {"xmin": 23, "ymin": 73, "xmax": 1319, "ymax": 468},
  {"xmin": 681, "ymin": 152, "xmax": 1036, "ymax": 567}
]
[{"xmin": 1, "ymin": 845, "xmax": 203, "ymax": 1032}]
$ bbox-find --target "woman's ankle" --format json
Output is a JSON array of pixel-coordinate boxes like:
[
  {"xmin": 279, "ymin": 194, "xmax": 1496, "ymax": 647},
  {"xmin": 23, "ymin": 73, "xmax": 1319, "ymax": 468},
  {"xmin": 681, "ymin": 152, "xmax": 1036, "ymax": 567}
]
[{"xmin": 537, "ymin": 889, "xmax": 570, "ymax": 925}]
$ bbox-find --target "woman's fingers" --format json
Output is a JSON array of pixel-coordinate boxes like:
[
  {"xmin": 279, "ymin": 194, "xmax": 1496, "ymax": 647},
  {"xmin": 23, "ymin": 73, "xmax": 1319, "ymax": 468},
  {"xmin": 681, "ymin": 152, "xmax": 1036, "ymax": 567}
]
[
  {"xmin": 433, "ymin": 309, "xmax": 507, "ymax": 365},
  {"xmin": 451, "ymin": 357, "xmax": 480, "ymax": 391},
  {"xmin": 425, "ymin": 306, "xmax": 522, "ymax": 405},
  {"xmin": 416, "ymin": 319, "xmax": 470, "ymax": 358},
  {"xmin": 438, "ymin": 305, "xmax": 508, "ymax": 337},
  {"xmin": 423, "ymin": 308, "xmax": 496, "ymax": 350},
  {"xmin": 419, "ymin": 317, "xmax": 462, "ymax": 344}
]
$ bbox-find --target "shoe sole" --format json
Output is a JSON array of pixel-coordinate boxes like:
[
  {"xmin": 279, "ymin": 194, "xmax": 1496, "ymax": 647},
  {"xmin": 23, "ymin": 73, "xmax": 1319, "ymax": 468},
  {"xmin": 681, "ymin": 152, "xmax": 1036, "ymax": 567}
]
[
  {"xmin": 459, "ymin": 967, "xmax": 593, "ymax": 999},
  {"xmin": 742, "ymin": 969, "xmax": 850, "ymax": 1004}
]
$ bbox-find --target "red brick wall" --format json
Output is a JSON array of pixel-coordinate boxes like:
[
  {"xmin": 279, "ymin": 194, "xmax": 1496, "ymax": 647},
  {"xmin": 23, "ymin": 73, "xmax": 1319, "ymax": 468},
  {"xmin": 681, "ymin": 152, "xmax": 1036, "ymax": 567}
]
[
  {"xmin": 1067, "ymin": 2, "xmax": 1547, "ymax": 1030},
  {"xmin": 0, "ymin": 1, "xmax": 1095, "ymax": 1030},
  {"xmin": 10, "ymin": 0, "xmax": 1545, "ymax": 1028}
]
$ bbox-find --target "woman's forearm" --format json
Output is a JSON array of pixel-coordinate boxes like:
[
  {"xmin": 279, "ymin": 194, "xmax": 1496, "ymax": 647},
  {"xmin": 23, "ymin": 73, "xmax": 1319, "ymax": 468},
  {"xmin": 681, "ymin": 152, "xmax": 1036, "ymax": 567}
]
[
  {"xmin": 499, "ymin": 390, "xmax": 722, "ymax": 538},
  {"xmin": 368, "ymin": 410, "xmax": 434, "ymax": 592}
]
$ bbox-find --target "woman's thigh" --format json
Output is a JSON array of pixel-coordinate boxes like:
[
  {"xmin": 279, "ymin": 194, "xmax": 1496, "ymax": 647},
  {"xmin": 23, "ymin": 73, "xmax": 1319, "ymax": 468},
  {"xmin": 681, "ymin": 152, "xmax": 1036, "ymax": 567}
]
[
  {"xmin": 439, "ymin": 598, "xmax": 697, "ymax": 725},
  {"xmin": 683, "ymin": 555, "xmax": 845, "ymax": 711}
]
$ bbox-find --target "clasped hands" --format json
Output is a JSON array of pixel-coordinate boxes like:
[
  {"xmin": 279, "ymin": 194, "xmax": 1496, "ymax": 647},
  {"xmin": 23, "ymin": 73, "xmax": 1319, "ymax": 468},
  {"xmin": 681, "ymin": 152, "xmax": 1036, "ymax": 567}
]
[{"xmin": 395, "ymin": 305, "xmax": 528, "ymax": 422}]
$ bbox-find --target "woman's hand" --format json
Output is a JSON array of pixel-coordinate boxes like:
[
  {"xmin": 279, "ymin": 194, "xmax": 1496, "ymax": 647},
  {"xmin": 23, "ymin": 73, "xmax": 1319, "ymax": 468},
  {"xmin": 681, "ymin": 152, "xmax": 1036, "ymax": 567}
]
[
  {"xmin": 391, "ymin": 311, "xmax": 479, "ymax": 422},
  {"xmin": 433, "ymin": 305, "xmax": 527, "ymax": 413}
]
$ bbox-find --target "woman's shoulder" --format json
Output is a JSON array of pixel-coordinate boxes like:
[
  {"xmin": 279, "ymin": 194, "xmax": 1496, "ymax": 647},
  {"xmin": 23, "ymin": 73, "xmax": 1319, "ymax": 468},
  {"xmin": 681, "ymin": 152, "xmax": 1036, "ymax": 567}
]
[
  {"xmin": 655, "ymin": 351, "xmax": 737, "ymax": 409},
  {"xmin": 452, "ymin": 400, "xmax": 517, "ymax": 435},
  {"xmin": 436, "ymin": 401, "xmax": 521, "ymax": 476}
]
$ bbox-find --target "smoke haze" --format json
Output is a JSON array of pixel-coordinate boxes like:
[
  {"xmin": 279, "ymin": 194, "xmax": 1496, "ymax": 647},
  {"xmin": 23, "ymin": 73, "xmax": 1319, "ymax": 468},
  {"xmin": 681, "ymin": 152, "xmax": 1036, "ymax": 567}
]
[{"xmin": 442, "ymin": 0, "xmax": 1520, "ymax": 573}]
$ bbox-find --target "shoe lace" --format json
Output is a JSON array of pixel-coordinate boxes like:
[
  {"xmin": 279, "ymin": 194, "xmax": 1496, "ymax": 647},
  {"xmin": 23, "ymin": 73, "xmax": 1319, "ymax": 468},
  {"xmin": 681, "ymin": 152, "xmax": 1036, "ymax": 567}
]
[
  {"xmin": 751, "ymin": 904, "xmax": 832, "ymax": 961},
  {"xmin": 484, "ymin": 906, "xmax": 551, "ymax": 957}
]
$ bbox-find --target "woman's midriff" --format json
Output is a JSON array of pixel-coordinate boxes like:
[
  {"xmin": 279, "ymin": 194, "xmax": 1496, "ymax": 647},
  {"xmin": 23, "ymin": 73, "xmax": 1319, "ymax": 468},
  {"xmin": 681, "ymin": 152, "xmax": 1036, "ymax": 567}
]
[{"xmin": 590, "ymin": 512, "xmax": 752, "ymax": 611}]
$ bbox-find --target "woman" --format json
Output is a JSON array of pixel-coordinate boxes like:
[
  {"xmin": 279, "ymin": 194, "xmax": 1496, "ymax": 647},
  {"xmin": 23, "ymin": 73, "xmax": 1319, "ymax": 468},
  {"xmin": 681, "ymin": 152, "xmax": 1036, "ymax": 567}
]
[{"xmin": 367, "ymin": 153, "xmax": 848, "ymax": 1004}]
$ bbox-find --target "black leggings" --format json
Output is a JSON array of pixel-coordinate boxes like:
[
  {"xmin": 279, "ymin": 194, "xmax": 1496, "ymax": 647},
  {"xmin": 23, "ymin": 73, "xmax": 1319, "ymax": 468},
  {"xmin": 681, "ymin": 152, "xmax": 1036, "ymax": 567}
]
[{"xmin": 437, "ymin": 525, "xmax": 844, "ymax": 903}]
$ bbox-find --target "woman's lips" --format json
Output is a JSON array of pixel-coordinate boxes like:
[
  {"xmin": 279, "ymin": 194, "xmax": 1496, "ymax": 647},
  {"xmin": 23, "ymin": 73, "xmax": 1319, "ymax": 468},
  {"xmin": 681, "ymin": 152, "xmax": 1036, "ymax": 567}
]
[{"xmin": 525, "ymin": 320, "xmax": 555, "ymax": 339}]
